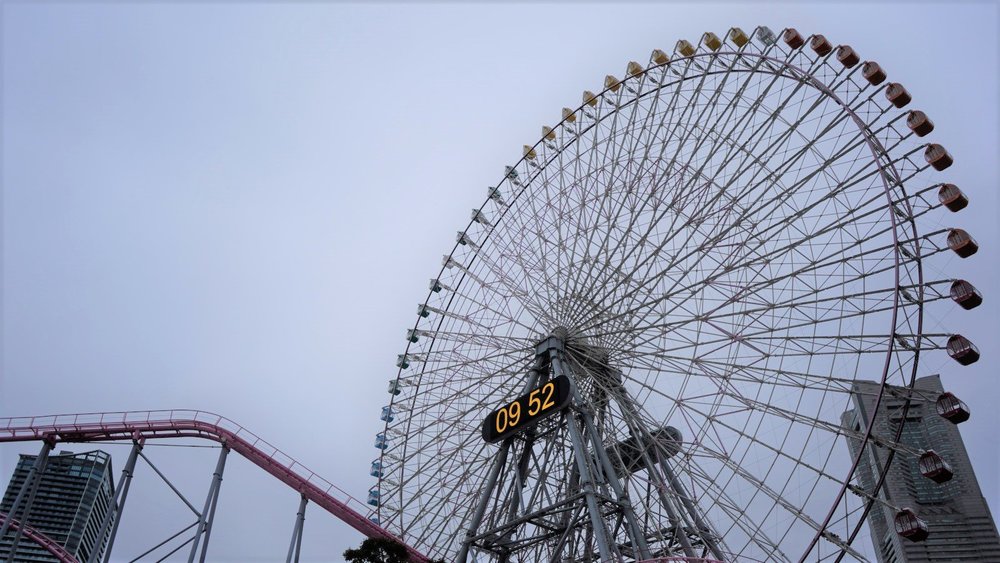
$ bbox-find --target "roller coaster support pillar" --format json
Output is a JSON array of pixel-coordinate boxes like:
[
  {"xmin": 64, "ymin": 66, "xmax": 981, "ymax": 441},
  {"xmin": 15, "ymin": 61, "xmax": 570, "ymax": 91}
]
[
  {"xmin": 286, "ymin": 495, "xmax": 308, "ymax": 563},
  {"xmin": 1, "ymin": 440, "xmax": 52, "ymax": 561},
  {"xmin": 90, "ymin": 439, "xmax": 142, "ymax": 563},
  {"xmin": 188, "ymin": 443, "xmax": 229, "ymax": 563}
]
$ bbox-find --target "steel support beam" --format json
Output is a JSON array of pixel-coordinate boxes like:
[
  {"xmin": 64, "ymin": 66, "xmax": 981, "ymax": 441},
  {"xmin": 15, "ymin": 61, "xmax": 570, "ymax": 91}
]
[
  {"xmin": 188, "ymin": 444, "xmax": 229, "ymax": 563},
  {"xmin": 93, "ymin": 439, "xmax": 143, "ymax": 563},
  {"xmin": 2, "ymin": 441, "xmax": 52, "ymax": 562},
  {"xmin": 577, "ymin": 402, "xmax": 651, "ymax": 560},
  {"xmin": 660, "ymin": 455, "xmax": 725, "ymax": 561},
  {"xmin": 197, "ymin": 453, "xmax": 226, "ymax": 563},
  {"xmin": 549, "ymin": 349, "xmax": 617, "ymax": 562},
  {"xmin": 0, "ymin": 441, "xmax": 51, "ymax": 542},
  {"xmin": 616, "ymin": 399, "xmax": 696, "ymax": 557},
  {"xmin": 285, "ymin": 495, "xmax": 308, "ymax": 563},
  {"xmin": 458, "ymin": 363, "xmax": 544, "ymax": 563}
]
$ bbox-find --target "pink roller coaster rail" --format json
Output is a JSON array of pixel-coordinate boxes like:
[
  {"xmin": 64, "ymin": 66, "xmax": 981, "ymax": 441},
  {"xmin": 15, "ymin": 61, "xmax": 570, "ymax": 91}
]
[
  {"xmin": 0, "ymin": 512, "xmax": 78, "ymax": 563},
  {"xmin": 0, "ymin": 410, "xmax": 430, "ymax": 563}
]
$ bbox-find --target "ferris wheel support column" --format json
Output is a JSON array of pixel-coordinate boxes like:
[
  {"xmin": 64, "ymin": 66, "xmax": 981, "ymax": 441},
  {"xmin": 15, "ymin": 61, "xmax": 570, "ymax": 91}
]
[
  {"xmin": 609, "ymin": 383, "xmax": 700, "ymax": 558},
  {"xmin": 547, "ymin": 344, "xmax": 619, "ymax": 562},
  {"xmin": 618, "ymin": 410, "xmax": 697, "ymax": 558},
  {"xmin": 557, "ymin": 392, "xmax": 617, "ymax": 561},
  {"xmin": 499, "ymin": 433, "xmax": 537, "ymax": 534},
  {"xmin": 457, "ymin": 365, "xmax": 544, "ymax": 563},
  {"xmin": 457, "ymin": 441, "xmax": 511, "ymax": 563},
  {"xmin": 659, "ymin": 452, "xmax": 725, "ymax": 561},
  {"xmin": 612, "ymin": 376, "xmax": 725, "ymax": 559},
  {"xmin": 571, "ymin": 380, "xmax": 652, "ymax": 560}
]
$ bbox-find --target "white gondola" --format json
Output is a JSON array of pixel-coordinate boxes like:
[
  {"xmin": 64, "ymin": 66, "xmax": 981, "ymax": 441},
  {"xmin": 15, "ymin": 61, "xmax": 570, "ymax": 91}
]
[
  {"xmin": 396, "ymin": 354, "xmax": 411, "ymax": 369},
  {"xmin": 387, "ymin": 379, "xmax": 401, "ymax": 396}
]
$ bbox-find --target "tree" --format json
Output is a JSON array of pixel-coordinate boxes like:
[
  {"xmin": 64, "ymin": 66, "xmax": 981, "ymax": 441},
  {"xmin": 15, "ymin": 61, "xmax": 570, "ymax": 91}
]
[{"xmin": 343, "ymin": 537, "xmax": 410, "ymax": 563}]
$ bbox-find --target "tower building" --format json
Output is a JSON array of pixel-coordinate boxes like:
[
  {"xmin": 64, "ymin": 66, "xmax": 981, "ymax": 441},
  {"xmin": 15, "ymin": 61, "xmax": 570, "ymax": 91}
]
[
  {"xmin": 0, "ymin": 449, "xmax": 115, "ymax": 562},
  {"xmin": 842, "ymin": 375, "xmax": 1000, "ymax": 561}
]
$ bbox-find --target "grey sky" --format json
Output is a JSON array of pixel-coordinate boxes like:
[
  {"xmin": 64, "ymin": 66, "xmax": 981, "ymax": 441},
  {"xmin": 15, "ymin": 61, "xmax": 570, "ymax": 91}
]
[{"xmin": 2, "ymin": 2, "xmax": 997, "ymax": 561}]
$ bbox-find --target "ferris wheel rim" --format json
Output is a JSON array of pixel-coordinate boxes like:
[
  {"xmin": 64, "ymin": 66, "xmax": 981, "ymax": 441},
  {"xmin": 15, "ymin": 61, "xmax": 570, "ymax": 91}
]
[{"xmin": 376, "ymin": 27, "xmax": 940, "ymax": 562}]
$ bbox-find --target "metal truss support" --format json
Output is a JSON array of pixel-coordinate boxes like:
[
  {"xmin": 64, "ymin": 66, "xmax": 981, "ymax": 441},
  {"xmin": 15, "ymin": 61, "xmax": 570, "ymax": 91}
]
[
  {"xmin": 188, "ymin": 443, "xmax": 229, "ymax": 563},
  {"xmin": 660, "ymin": 456, "xmax": 725, "ymax": 561},
  {"xmin": 285, "ymin": 495, "xmax": 308, "ymax": 563},
  {"xmin": 1, "ymin": 440, "xmax": 52, "ymax": 562},
  {"xmin": 92, "ymin": 439, "xmax": 143, "ymax": 563},
  {"xmin": 458, "ymin": 363, "xmax": 544, "ymax": 563},
  {"xmin": 615, "ymin": 394, "xmax": 697, "ymax": 558},
  {"xmin": 548, "ymin": 346, "xmax": 617, "ymax": 562},
  {"xmin": 576, "ymin": 398, "xmax": 651, "ymax": 560},
  {"xmin": 458, "ymin": 438, "xmax": 511, "ymax": 563},
  {"xmin": 461, "ymin": 332, "xmax": 663, "ymax": 562},
  {"xmin": 0, "ymin": 440, "xmax": 51, "ymax": 540}
]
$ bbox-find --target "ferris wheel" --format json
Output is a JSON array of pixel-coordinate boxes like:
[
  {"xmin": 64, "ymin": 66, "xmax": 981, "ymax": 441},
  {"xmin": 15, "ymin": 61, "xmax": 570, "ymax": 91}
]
[{"xmin": 370, "ymin": 26, "xmax": 982, "ymax": 562}]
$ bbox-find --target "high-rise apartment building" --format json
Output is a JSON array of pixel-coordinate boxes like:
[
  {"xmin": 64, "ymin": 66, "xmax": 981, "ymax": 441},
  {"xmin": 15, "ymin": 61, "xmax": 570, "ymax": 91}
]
[
  {"xmin": 0, "ymin": 450, "xmax": 115, "ymax": 562},
  {"xmin": 842, "ymin": 375, "xmax": 1000, "ymax": 562}
]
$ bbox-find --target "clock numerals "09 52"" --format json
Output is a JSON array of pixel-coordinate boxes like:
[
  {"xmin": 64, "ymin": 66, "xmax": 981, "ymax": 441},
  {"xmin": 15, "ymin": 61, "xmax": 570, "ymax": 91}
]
[{"xmin": 481, "ymin": 376, "xmax": 571, "ymax": 443}]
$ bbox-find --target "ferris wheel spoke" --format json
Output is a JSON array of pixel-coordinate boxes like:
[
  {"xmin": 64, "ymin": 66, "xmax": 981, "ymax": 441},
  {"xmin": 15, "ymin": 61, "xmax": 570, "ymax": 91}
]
[
  {"xmin": 667, "ymin": 453, "xmax": 793, "ymax": 561},
  {"xmin": 441, "ymin": 250, "xmax": 553, "ymax": 332},
  {"xmin": 570, "ymin": 61, "xmax": 798, "ymax": 317},
  {"xmin": 559, "ymin": 81, "xmax": 666, "ymax": 324},
  {"xmin": 567, "ymin": 54, "xmax": 764, "ymax": 310},
  {"xmin": 681, "ymin": 379, "xmax": 922, "ymax": 463},
  {"xmin": 592, "ymin": 280, "xmax": 908, "ymax": 346},
  {"xmin": 588, "ymin": 83, "xmax": 848, "ymax": 302},
  {"xmin": 399, "ymin": 341, "xmax": 531, "ymax": 383},
  {"xmin": 508, "ymin": 170, "xmax": 570, "ymax": 311},
  {"xmin": 694, "ymin": 445, "xmax": 869, "ymax": 560},
  {"xmin": 591, "ymin": 217, "xmax": 910, "ymax": 347},
  {"xmin": 576, "ymin": 76, "xmax": 901, "ymax": 334},
  {"xmin": 613, "ymin": 350, "xmax": 933, "ymax": 456},
  {"xmin": 409, "ymin": 329, "xmax": 536, "ymax": 350},
  {"xmin": 565, "ymin": 58, "xmax": 748, "ymax": 312}
]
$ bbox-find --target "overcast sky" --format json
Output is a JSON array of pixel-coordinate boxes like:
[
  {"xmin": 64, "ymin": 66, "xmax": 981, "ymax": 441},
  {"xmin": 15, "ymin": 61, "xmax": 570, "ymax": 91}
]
[{"xmin": 2, "ymin": 2, "xmax": 998, "ymax": 562}]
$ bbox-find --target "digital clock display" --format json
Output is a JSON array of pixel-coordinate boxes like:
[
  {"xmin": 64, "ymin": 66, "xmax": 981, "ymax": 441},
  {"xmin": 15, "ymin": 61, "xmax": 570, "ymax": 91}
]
[{"xmin": 481, "ymin": 376, "xmax": 572, "ymax": 443}]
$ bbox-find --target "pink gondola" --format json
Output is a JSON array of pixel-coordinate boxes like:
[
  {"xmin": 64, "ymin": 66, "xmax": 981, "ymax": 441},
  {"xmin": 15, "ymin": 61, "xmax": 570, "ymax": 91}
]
[
  {"xmin": 936, "ymin": 392, "xmax": 971, "ymax": 424},
  {"xmin": 895, "ymin": 508, "xmax": 929, "ymax": 542},
  {"xmin": 918, "ymin": 450, "xmax": 953, "ymax": 483}
]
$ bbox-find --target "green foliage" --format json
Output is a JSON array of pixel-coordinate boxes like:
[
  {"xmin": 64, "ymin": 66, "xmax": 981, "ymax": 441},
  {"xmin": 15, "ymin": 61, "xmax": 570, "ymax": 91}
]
[
  {"xmin": 343, "ymin": 537, "xmax": 410, "ymax": 563},
  {"xmin": 343, "ymin": 537, "xmax": 445, "ymax": 563}
]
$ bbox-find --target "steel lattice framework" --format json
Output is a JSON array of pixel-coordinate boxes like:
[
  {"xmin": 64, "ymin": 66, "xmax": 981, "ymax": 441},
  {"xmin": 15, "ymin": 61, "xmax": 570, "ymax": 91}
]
[{"xmin": 374, "ymin": 26, "xmax": 982, "ymax": 563}]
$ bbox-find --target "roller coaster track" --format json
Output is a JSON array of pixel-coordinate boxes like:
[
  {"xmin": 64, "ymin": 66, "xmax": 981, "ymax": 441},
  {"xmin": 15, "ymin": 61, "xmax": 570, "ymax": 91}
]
[
  {"xmin": 0, "ymin": 511, "xmax": 78, "ymax": 562},
  {"xmin": 0, "ymin": 410, "xmax": 430, "ymax": 563}
]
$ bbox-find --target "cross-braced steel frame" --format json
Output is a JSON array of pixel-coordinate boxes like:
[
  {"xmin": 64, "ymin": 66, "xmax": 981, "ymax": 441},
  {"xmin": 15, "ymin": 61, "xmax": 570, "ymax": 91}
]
[
  {"xmin": 459, "ymin": 330, "xmax": 726, "ymax": 563},
  {"xmin": 0, "ymin": 411, "xmax": 432, "ymax": 563}
]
